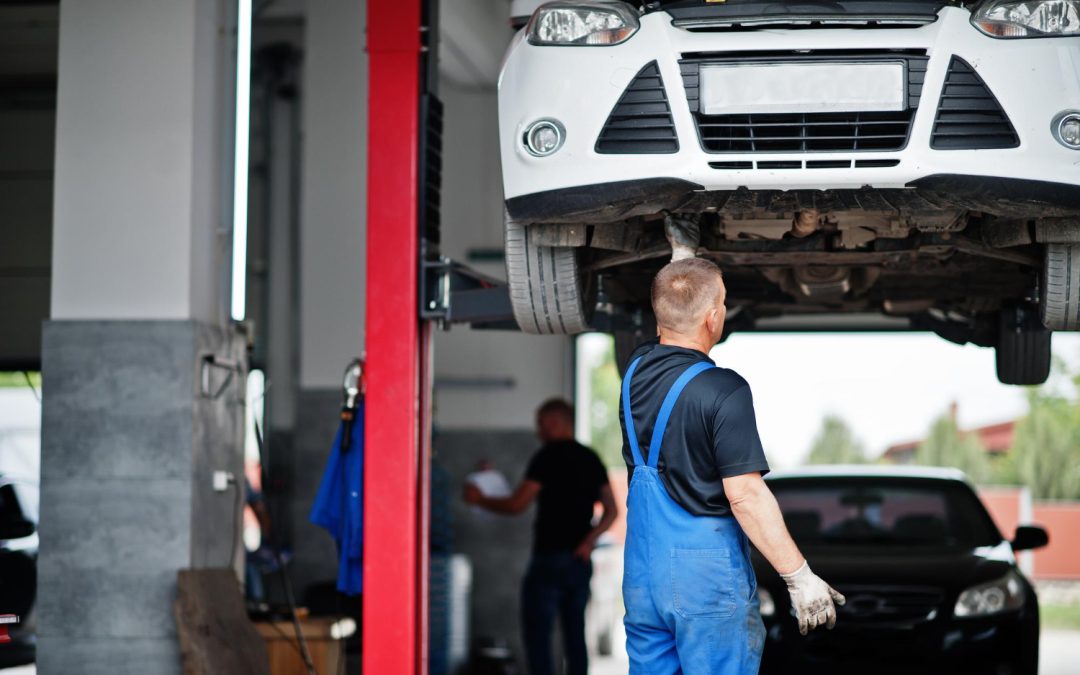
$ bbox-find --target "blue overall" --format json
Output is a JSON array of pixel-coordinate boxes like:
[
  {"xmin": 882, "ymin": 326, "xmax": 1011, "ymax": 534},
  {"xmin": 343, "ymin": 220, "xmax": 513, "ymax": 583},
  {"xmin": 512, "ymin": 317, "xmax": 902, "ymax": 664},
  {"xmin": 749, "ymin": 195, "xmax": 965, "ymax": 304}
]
[{"xmin": 622, "ymin": 358, "xmax": 765, "ymax": 675}]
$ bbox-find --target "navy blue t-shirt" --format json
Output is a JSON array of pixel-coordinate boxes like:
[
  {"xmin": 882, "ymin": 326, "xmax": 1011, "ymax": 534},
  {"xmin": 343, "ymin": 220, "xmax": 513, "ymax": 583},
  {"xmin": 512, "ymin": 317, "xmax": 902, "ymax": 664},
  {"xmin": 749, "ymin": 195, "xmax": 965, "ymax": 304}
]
[{"xmin": 619, "ymin": 339, "xmax": 769, "ymax": 517}]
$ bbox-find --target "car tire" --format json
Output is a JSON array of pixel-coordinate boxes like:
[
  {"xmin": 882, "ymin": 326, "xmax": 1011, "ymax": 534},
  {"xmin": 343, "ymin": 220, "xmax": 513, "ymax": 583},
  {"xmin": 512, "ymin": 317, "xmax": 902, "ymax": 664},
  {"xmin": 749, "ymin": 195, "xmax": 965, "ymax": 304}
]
[
  {"xmin": 614, "ymin": 312, "xmax": 657, "ymax": 376},
  {"xmin": 505, "ymin": 213, "xmax": 594, "ymax": 334},
  {"xmin": 1042, "ymin": 243, "xmax": 1080, "ymax": 330},
  {"xmin": 996, "ymin": 307, "xmax": 1051, "ymax": 386}
]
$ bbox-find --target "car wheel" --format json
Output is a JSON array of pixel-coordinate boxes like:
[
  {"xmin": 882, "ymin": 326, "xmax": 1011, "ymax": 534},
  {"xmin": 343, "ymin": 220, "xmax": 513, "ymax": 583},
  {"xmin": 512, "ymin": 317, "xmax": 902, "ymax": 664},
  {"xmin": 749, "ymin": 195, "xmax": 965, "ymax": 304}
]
[
  {"xmin": 504, "ymin": 213, "xmax": 595, "ymax": 334},
  {"xmin": 614, "ymin": 312, "xmax": 657, "ymax": 376},
  {"xmin": 996, "ymin": 307, "xmax": 1051, "ymax": 385},
  {"xmin": 1042, "ymin": 243, "xmax": 1080, "ymax": 330}
]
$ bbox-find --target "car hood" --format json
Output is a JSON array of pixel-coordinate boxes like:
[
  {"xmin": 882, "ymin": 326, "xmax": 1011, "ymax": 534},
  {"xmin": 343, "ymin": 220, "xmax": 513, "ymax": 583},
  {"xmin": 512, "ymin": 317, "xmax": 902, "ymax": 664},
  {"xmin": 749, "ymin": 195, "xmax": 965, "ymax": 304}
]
[{"xmin": 753, "ymin": 541, "xmax": 1018, "ymax": 592}]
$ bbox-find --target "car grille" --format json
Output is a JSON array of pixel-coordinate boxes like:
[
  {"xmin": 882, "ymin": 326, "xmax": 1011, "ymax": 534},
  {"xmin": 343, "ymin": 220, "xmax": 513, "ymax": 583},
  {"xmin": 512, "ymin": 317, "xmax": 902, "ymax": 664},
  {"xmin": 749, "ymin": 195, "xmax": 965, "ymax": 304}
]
[
  {"xmin": 679, "ymin": 51, "xmax": 928, "ymax": 153},
  {"xmin": 595, "ymin": 61, "xmax": 679, "ymax": 154},
  {"xmin": 833, "ymin": 585, "xmax": 944, "ymax": 625},
  {"xmin": 931, "ymin": 56, "xmax": 1019, "ymax": 150}
]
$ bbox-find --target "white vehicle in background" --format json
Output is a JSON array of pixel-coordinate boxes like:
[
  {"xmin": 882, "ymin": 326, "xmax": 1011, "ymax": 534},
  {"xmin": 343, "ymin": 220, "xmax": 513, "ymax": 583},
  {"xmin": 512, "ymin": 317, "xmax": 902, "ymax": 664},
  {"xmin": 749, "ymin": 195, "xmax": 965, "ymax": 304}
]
[{"xmin": 498, "ymin": 0, "xmax": 1080, "ymax": 385}]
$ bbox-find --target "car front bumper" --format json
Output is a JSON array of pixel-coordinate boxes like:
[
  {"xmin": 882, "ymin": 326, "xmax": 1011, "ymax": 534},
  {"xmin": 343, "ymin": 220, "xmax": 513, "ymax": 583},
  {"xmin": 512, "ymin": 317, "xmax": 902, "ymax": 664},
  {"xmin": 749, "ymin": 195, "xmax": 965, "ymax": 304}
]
[
  {"xmin": 498, "ymin": 8, "xmax": 1080, "ymax": 218},
  {"xmin": 760, "ymin": 611, "xmax": 1035, "ymax": 675}
]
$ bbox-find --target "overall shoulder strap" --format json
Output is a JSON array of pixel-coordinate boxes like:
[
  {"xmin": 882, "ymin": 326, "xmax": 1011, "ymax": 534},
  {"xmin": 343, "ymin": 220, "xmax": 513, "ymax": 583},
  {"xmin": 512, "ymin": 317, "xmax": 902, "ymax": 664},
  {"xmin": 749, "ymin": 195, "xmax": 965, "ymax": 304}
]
[
  {"xmin": 646, "ymin": 361, "xmax": 714, "ymax": 469},
  {"xmin": 621, "ymin": 356, "xmax": 645, "ymax": 467}
]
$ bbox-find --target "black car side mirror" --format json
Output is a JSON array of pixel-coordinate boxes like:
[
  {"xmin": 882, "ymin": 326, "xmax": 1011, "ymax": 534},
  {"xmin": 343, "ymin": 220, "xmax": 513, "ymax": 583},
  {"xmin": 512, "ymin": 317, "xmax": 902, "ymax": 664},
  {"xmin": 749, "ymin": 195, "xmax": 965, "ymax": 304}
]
[
  {"xmin": 0, "ymin": 518, "xmax": 35, "ymax": 540},
  {"xmin": 1012, "ymin": 525, "xmax": 1049, "ymax": 551}
]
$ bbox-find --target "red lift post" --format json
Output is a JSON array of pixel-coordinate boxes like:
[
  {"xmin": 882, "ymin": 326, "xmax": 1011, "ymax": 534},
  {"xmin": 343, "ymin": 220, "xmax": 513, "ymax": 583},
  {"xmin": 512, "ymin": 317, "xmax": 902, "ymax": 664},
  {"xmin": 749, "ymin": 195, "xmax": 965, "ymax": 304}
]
[{"xmin": 363, "ymin": 1, "xmax": 432, "ymax": 673}]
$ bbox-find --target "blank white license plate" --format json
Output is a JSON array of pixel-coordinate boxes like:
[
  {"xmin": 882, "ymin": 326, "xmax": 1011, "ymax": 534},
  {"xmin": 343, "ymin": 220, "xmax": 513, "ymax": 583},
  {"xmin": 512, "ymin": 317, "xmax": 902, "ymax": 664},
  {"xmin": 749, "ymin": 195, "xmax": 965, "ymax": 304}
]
[{"xmin": 699, "ymin": 62, "xmax": 905, "ymax": 115}]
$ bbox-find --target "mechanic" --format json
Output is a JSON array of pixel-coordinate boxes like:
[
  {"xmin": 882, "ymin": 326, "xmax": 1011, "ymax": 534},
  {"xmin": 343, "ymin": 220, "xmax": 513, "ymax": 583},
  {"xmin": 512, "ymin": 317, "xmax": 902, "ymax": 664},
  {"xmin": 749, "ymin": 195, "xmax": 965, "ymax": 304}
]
[
  {"xmin": 621, "ymin": 257, "xmax": 845, "ymax": 674},
  {"xmin": 464, "ymin": 398, "xmax": 618, "ymax": 675}
]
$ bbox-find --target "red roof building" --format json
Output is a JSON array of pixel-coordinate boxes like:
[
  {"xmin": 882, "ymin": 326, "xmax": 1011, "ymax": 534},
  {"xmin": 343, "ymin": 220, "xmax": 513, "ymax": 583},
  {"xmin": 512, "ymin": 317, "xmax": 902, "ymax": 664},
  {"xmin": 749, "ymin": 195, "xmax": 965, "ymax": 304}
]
[{"xmin": 882, "ymin": 405, "xmax": 1016, "ymax": 463}]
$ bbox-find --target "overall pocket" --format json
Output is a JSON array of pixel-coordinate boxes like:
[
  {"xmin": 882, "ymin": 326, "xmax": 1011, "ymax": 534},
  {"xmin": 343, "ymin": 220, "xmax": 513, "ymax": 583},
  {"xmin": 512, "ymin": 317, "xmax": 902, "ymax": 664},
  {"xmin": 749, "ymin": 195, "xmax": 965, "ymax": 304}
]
[{"xmin": 670, "ymin": 548, "xmax": 738, "ymax": 619}]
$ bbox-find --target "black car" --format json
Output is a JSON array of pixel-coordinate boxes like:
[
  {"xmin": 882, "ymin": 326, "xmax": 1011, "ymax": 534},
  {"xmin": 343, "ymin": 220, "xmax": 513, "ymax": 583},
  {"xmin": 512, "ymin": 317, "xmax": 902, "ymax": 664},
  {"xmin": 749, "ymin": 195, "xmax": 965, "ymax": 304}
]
[
  {"xmin": 0, "ymin": 477, "xmax": 37, "ymax": 668},
  {"xmin": 754, "ymin": 466, "xmax": 1048, "ymax": 675}
]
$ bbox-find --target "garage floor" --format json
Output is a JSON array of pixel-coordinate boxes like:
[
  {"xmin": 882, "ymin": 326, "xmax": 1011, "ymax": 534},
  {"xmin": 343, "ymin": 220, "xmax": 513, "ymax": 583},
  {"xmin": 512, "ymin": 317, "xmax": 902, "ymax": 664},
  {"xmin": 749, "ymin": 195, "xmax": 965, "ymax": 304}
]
[
  {"xmin": 587, "ymin": 625, "xmax": 1080, "ymax": 675},
  {"xmin": 1, "ymin": 631, "xmax": 1077, "ymax": 674}
]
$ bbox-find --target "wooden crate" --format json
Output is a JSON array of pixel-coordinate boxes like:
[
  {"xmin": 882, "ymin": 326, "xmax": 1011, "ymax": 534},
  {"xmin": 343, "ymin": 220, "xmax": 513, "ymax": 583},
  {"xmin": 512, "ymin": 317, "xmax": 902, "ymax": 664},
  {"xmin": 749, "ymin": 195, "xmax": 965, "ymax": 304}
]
[{"xmin": 253, "ymin": 616, "xmax": 345, "ymax": 675}]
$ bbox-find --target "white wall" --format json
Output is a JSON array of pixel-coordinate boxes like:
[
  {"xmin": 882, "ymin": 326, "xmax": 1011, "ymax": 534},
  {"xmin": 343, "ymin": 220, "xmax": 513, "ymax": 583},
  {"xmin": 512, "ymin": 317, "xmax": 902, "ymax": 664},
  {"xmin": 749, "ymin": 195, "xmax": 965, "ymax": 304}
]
[
  {"xmin": 298, "ymin": 0, "xmax": 367, "ymax": 388},
  {"xmin": 294, "ymin": 0, "xmax": 575, "ymax": 422},
  {"xmin": 50, "ymin": 0, "xmax": 232, "ymax": 323}
]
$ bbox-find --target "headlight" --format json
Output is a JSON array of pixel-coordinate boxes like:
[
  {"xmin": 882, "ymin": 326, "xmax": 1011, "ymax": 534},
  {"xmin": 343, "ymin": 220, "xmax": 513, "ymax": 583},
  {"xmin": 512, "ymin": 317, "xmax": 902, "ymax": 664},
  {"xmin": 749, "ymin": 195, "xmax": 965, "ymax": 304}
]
[
  {"xmin": 954, "ymin": 571, "xmax": 1026, "ymax": 618},
  {"xmin": 527, "ymin": 1, "xmax": 640, "ymax": 46},
  {"xmin": 972, "ymin": 0, "xmax": 1080, "ymax": 38}
]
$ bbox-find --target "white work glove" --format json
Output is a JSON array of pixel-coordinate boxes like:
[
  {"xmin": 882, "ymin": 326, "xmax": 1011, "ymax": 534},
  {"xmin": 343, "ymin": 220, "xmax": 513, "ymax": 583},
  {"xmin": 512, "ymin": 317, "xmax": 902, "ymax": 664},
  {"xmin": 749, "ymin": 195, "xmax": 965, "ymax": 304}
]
[{"xmin": 780, "ymin": 561, "xmax": 846, "ymax": 636}]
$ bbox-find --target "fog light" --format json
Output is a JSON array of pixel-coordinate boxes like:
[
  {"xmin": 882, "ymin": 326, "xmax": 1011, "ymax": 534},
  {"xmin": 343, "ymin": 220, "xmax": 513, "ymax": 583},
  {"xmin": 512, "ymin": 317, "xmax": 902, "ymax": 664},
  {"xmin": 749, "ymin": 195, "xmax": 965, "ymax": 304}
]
[
  {"xmin": 1053, "ymin": 112, "xmax": 1080, "ymax": 149},
  {"xmin": 523, "ymin": 119, "xmax": 565, "ymax": 157}
]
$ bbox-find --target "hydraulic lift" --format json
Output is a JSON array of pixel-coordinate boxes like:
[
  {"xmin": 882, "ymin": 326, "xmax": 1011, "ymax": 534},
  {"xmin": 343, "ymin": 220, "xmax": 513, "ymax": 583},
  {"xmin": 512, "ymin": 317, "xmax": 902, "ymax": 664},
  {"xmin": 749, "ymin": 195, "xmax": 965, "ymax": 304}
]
[{"xmin": 363, "ymin": 2, "xmax": 514, "ymax": 673}]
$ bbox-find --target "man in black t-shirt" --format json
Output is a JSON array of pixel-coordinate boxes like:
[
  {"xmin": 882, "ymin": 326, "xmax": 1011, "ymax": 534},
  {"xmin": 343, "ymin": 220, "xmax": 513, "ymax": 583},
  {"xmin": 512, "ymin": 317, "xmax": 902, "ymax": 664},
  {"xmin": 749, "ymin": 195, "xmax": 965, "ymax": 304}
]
[
  {"xmin": 620, "ymin": 258, "xmax": 844, "ymax": 674},
  {"xmin": 464, "ymin": 399, "xmax": 616, "ymax": 675}
]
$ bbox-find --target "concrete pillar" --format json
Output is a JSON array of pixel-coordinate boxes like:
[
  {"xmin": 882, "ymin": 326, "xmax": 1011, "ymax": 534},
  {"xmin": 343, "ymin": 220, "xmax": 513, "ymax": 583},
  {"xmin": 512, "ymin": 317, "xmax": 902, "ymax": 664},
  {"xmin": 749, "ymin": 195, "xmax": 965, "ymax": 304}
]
[{"xmin": 37, "ymin": 1, "xmax": 245, "ymax": 673}]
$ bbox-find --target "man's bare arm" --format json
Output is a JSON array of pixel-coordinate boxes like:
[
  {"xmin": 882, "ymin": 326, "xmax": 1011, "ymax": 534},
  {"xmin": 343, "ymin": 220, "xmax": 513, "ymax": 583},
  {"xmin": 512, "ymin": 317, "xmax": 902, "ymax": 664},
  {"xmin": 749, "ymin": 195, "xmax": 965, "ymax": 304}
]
[
  {"xmin": 723, "ymin": 472, "xmax": 803, "ymax": 574},
  {"xmin": 573, "ymin": 484, "xmax": 618, "ymax": 560},
  {"xmin": 724, "ymin": 472, "xmax": 846, "ymax": 635},
  {"xmin": 464, "ymin": 479, "xmax": 541, "ymax": 515}
]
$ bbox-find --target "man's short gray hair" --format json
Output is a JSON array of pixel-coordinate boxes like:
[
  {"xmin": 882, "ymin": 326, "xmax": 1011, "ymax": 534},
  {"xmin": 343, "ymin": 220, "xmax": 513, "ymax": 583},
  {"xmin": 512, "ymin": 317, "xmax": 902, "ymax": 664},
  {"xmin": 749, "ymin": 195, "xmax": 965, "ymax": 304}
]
[{"xmin": 651, "ymin": 258, "xmax": 725, "ymax": 333}]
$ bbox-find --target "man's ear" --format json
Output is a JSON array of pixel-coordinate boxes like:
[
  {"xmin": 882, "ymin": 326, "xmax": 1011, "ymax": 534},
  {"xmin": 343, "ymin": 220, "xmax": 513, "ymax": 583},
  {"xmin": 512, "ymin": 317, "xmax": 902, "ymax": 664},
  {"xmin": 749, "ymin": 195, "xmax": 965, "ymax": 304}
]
[{"xmin": 704, "ymin": 308, "xmax": 720, "ymax": 334}]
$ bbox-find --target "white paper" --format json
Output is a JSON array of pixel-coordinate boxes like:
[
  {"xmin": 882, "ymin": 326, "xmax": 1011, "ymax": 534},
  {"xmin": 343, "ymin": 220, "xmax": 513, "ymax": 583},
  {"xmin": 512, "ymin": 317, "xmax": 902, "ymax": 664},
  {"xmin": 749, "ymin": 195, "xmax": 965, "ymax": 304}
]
[{"xmin": 466, "ymin": 469, "xmax": 512, "ymax": 520}]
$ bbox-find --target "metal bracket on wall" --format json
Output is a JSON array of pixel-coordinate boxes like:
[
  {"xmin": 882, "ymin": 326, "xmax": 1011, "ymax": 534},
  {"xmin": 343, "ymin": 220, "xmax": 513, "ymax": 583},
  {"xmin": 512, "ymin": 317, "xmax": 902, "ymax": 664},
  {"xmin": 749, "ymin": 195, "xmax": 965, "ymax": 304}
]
[
  {"xmin": 420, "ymin": 256, "xmax": 516, "ymax": 328},
  {"xmin": 199, "ymin": 354, "xmax": 243, "ymax": 399}
]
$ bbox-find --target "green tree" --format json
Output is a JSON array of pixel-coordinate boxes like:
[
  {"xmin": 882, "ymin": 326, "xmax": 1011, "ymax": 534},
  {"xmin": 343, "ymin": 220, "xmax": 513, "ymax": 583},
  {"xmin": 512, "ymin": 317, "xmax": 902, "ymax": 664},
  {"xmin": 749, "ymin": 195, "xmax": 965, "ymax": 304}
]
[
  {"xmin": 915, "ymin": 413, "xmax": 990, "ymax": 483},
  {"xmin": 1009, "ymin": 387, "xmax": 1080, "ymax": 499},
  {"xmin": 587, "ymin": 337, "xmax": 625, "ymax": 468},
  {"xmin": 0, "ymin": 372, "xmax": 39, "ymax": 388},
  {"xmin": 806, "ymin": 415, "xmax": 867, "ymax": 464}
]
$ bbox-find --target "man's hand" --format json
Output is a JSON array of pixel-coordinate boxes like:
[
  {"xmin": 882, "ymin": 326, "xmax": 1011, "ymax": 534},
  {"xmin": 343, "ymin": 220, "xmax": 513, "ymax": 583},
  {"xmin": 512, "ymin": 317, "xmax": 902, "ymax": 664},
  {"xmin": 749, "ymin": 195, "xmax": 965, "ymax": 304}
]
[
  {"xmin": 573, "ymin": 536, "xmax": 594, "ymax": 562},
  {"xmin": 780, "ymin": 562, "xmax": 846, "ymax": 635},
  {"xmin": 463, "ymin": 484, "xmax": 482, "ymax": 505}
]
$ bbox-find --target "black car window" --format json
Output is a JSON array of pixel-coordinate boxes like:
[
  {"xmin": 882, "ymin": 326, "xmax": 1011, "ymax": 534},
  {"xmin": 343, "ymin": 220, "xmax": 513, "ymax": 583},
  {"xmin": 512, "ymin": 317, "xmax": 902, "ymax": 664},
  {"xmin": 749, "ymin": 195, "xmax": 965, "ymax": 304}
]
[{"xmin": 769, "ymin": 478, "xmax": 1001, "ymax": 548}]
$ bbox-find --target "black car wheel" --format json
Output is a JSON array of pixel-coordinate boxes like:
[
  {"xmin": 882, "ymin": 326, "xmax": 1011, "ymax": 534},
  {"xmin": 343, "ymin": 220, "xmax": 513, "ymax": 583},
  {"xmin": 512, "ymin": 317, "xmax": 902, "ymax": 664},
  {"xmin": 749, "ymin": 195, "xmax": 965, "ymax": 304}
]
[
  {"xmin": 1042, "ymin": 243, "xmax": 1080, "ymax": 330},
  {"xmin": 504, "ymin": 213, "xmax": 595, "ymax": 334},
  {"xmin": 614, "ymin": 312, "xmax": 657, "ymax": 376},
  {"xmin": 996, "ymin": 306, "xmax": 1051, "ymax": 386}
]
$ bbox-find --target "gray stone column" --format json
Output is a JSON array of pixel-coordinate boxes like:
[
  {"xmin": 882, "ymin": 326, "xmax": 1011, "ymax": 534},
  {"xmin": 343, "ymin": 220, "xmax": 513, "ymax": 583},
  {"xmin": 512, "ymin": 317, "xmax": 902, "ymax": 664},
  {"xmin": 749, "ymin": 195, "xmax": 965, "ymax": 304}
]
[
  {"xmin": 37, "ymin": 322, "xmax": 246, "ymax": 673},
  {"xmin": 37, "ymin": 1, "xmax": 244, "ymax": 673}
]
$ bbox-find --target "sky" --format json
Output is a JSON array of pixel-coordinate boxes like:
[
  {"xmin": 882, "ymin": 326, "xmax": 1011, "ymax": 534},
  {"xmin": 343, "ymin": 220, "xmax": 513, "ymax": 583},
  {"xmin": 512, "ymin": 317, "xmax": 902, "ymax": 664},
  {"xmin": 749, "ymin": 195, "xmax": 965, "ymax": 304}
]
[{"xmin": 708, "ymin": 332, "xmax": 1080, "ymax": 470}]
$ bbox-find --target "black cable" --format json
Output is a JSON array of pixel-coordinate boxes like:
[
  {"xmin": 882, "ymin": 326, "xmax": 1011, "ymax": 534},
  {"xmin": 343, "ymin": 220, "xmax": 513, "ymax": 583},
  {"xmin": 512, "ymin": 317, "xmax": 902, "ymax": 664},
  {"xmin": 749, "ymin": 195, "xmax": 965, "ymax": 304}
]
[
  {"xmin": 22, "ymin": 372, "xmax": 39, "ymax": 402},
  {"xmin": 253, "ymin": 414, "xmax": 318, "ymax": 675},
  {"xmin": 266, "ymin": 619, "xmax": 309, "ymax": 662}
]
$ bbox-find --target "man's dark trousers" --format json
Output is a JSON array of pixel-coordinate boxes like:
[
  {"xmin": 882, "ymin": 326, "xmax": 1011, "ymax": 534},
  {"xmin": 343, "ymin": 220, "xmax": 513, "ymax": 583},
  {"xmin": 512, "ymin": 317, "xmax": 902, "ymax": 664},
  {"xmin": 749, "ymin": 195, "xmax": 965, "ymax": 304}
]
[{"xmin": 522, "ymin": 551, "xmax": 591, "ymax": 675}]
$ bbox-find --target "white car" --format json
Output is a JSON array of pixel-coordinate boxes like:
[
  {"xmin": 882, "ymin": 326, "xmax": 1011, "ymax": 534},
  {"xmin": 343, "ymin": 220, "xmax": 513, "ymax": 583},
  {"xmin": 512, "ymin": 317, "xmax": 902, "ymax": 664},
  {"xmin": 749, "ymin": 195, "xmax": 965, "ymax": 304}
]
[{"xmin": 498, "ymin": 0, "xmax": 1080, "ymax": 385}]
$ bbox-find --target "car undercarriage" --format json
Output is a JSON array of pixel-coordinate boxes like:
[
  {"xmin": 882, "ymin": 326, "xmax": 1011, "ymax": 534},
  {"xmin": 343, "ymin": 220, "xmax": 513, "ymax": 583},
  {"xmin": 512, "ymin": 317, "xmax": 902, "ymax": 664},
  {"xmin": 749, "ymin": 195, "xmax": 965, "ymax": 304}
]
[
  {"xmin": 514, "ymin": 178, "xmax": 1080, "ymax": 384},
  {"xmin": 498, "ymin": 0, "xmax": 1080, "ymax": 385}
]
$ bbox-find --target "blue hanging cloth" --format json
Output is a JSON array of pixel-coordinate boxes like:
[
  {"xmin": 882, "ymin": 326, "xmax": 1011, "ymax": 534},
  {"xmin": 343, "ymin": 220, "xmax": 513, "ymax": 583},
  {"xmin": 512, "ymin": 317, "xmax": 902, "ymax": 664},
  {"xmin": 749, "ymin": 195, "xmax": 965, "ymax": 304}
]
[{"xmin": 309, "ymin": 402, "xmax": 364, "ymax": 596}]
